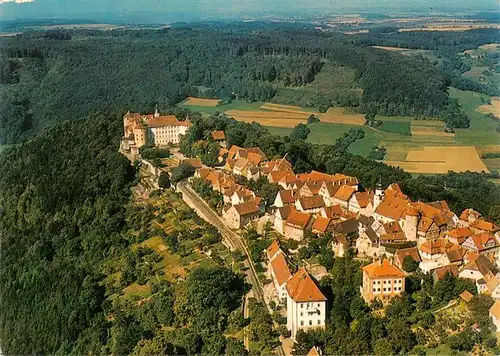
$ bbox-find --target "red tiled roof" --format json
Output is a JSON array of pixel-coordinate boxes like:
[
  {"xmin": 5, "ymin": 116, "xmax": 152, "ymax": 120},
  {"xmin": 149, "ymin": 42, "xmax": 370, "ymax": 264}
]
[
  {"xmin": 211, "ymin": 130, "xmax": 225, "ymax": 140},
  {"xmin": 470, "ymin": 220, "xmax": 499, "ymax": 232},
  {"xmin": 233, "ymin": 201, "xmax": 260, "ymax": 216},
  {"xmin": 353, "ymin": 191, "xmax": 372, "ymax": 208},
  {"xmin": 434, "ymin": 265, "xmax": 459, "ymax": 281},
  {"xmin": 267, "ymin": 240, "xmax": 281, "ymax": 260},
  {"xmin": 277, "ymin": 190, "xmax": 296, "ymax": 205},
  {"xmin": 270, "ymin": 252, "xmax": 292, "ymax": 286},
  {"xmin": 460, "ymin": 208, "xmax": 481, "ymax": 221},
  {"xmin": 146, "ymin": 115, "xmax": 192, "ymax": 128},
  {"xmin": 446, "ymin": 227, "xmax": 473, "ymax": 244},
  {"xmin": 363, "ymin": 259, "xmax": 405, "ymax": 278},
  {"xmin": 297, "ymin": 196, "xmax": 325, "ymax": 210},
  {"xmin": 286, "ymin": 211, "xmax": 312, "ymax": 229},
  {"xmin": 312, "ymin": 216, "xmax": 332, "ymax": 233},
  {"xmin": 395, "ymin": 247, "xmax": 421, "ymax": 265},
  {"xmin": 321, "ymin": 205, "xmax": 343, "ymax": 219},
  {"xmin": 286, "ymin": 268, "xmax": 327, "ymax": 302},
  {"xmin": 334, "ymin": 185, "xmax": 356, "ymax": 201}
]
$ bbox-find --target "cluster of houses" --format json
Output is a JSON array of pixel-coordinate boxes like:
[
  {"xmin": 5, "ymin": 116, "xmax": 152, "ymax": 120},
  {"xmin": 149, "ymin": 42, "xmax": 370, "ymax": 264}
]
[{"xmin": 191, "ymin": 143, "xmax": 500, "ymax": 337}]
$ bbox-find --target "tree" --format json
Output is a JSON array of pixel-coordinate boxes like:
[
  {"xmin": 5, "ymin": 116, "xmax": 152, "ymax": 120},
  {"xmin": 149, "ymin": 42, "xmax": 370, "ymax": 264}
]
[
  {"xmin": 171, "ymin": 163, "xmax": 195, "ymax": 184},
  {"xmin": 307, "ymin": 114, "xmax": 320, "ymax": 124},
  {"xmin": 402, "ymin": 255, "xmax": 419, "ymax": 272},
  {"xmin": 290, "ymin": 123, "xmax": 311, "ymax": 140},
  {"xmin": 225, "ymin": 338, "xmax": 248, "ymax": 356},
  {"xmin": 158, "ymin": 172, "xmax": 171, "ymax": 189}
]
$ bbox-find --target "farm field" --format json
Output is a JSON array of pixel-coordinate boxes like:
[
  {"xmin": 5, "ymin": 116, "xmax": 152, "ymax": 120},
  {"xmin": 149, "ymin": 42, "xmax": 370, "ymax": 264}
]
[
  {"xmin": 476, "ymin": 96, "xmax": 500, "ymax": 118},
  {"xmin": 178, "ymin": 85, "xmax": 499, "ymax": 174},
  {"xmin": 183, "ymin": 97, "xmax": 221, "ymax": 106},
  {"xmin": 385, "ymin": 146, "xmax": 489, "ymax": 174},
  {"xmin": 372, "ymin": 46, "xmax": 412, "ymax": 51}
]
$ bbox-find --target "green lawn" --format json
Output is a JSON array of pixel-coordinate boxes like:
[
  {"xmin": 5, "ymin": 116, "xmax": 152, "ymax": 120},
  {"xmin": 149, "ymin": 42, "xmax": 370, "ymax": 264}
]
[
  {"xmin": 179, "ymin": 99, "xmax": 265, "ymax": 114},
  {"xmin": 378, "ymin": 117, "xmax": 412, "ymax": 135}
]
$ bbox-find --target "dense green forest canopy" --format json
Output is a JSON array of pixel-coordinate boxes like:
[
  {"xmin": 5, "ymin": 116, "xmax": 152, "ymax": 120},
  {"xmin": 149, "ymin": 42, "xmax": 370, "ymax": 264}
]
[
  {"xmin": 0, "ymin": 25, "xmax": 464, "ymax": 144},
  {"xmin": 0, "ymin": 113, "xmax": 248, "ymax": 354}
]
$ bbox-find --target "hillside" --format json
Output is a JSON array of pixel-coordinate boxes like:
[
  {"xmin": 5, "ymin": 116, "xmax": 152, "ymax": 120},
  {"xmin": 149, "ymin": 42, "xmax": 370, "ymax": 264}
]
[{"xmin": 0, "ymin": 26, "xmax": 455, "ymax": 144}]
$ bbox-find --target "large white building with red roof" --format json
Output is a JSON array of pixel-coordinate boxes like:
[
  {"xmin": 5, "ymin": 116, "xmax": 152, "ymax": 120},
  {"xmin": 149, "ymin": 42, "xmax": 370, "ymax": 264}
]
[
  {"xmin": 122, "ymin": 108, "xmax": 191, "ymax": 152},
  {"xmin": 286, "ymin": 267, "xmax": 327, "ymax": 338}
]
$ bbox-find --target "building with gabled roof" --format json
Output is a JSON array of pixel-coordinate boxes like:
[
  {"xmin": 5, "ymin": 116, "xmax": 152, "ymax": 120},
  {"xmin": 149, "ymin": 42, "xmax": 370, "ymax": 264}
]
[
  {"xmin": 274, "ymin": 206, "xmax": 292, "ymax": 235},
  {"xmin": 462, "ymin": 232, "xmax": 499, "ymax": 262},
  {"xmin": 333, "ymin": 185, "xmax": 357, "ymax": 209},
  {"xmin": 394, "ymin": 247, "xmax": 421, "ymax": 270},
  {"xmin": 320, "ymin": 205, "xmax": 343, "ymax": 220},
  {"xmin": 274, "ymin": 189, "xmax": 298, "ymax": 208},
  {"xmin": 211, "ymin": 130, "xmax": 226, "ymax": 142},
  {"xmin": 445, "ymin": 227, "xmax": 473, "ymax": 245},
  {"xmin": 222, "ymin": 200, "xmax": 260, "ymax": 229},
  {"xmin": 312, "ymin": 216, "xmax": 333, "ymax": 235},
  {"xmin": 269, "ymin": 251, "xmax": 292, "ymax": 303},
  {"xmin": 361, "ymin": 259, "xmax": 405, "ymax": 303},
  {"xmin": 286, "ymin": 268, "xmax": 327, "ymax": 338},
  {"xmin": 349, "ymin": 190, "xmax": 374, "ymax": 215},
  {"xmin": 459, "ymin": 254, "xmax": 497, "ymax": 282},
  {"xmin": 470, "ymin": 220, "xmax": 500, "ymax": 235},
  {"xmin": 433, "ymin": 265, "xmax": 459, "ymax": 281},
  {"xmin": 460, "ymin": 208, "xmax": 482, "ymax": 227},
  {"xmin": 296, "ymin": 196, "xmax": 325, "ymax": 213},
  {"xmin": 284, "ymin": 211, "xmax": 313, "ymax": 240}
]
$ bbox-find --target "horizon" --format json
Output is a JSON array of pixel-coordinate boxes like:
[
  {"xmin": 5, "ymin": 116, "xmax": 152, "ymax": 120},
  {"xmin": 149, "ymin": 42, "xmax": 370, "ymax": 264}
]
[{"xmin": 0, "ymin": 0, "xmax": 499, "ymax": 22}]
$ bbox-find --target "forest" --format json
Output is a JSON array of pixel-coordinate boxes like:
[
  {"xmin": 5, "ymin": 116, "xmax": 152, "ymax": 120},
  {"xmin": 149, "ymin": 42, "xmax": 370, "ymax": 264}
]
[{"xmin": 0, "ymin": 25, "xmax": 468, "ymax": 144}]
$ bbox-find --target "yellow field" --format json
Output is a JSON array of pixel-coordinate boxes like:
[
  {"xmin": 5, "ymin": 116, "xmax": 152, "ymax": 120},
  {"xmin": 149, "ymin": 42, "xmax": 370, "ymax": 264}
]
[
  {"xmin": 184, "ymin": 97, "xmax": 221, "ymax": 106},
  {"xmin": 476, "ymin": 145, "xmax": 500, "ymax": 156},
  {"xmin": 400, "ymin": 24, "xmax": 500, "ymax": 32},
  {"xmin": 227, "ymin": 104, "xmax": 365, "ymax": 127},
  {"xmin": 476, "ymin": 97, "xmax": 500, "ymax": 118},
  {"xmin": 385, "ymin": 146, "xmax": 489, "ymax": 174},
  {"xmin": 372, "ymin": 46, "xmax": 412, "ymax": 51},
  {"xmin": 410, "ymin": 120, "xmax": 454, "ymax": 138}
]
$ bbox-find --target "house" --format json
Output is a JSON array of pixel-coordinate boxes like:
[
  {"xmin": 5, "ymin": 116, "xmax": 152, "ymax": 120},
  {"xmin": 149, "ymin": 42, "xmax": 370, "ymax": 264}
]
[
  {"xmin": 394, "ymin": 247, "xmax": 421, "ymax": 270},
  {"xmin": 320, "ymin": 205, "xmax": 343, "ymax": 220},
  {"xmin": 286, "ymin": 268, "xmax": 327, "ymax": 339},
  {"xmin": 469, "ymin": 220, "xmax": 500, "ymax": 235},
  {"xmin": 459, "ymin": 290, "xmax": 474, "ymax": 303},
  {"xmin": 274, "ymin": 190, "xmax": 298, "ymax": 208},
  {"xmin": 230, "ymin": 188, "xmax": 255, "ymax": 205},
  {"xmin": 349, "ymin": 191, "xmax": 373, "ymax": 215},
  {"xmin": 312, "ymin": 216, "xmax": 333, "ymax": 235},
  {"xmin": 459, "ymin": 254, "xmax": 496, "ymax": 282},
  {"xmin": 377, "ymin": 221, "xmax": 407, "ymax": 245},
  {"xmin": 262, "ymin": 158, "xmax": 293, "ymax": 176},
  {"xmin": 462, "ymin": 233, "xmax": 499, "ymax": 262},
  {"xmin": 433, "ymin": 265, "xmax": 459, "ymax": 281},
  {"xmin": 419, "ymin": 238, "xmax": 458, "ymax": 261},
  {"xmin": 489, "ymin": 300, "xmax": 500, "ymax": 331},
  {"xmin": 268, "ymin": 251, "xmax": 292, "ymax": 303},
  {"xmin": 332, "ymin": 185, "xmax": 357, "ymax": 210},
  {"xmin": 332, "ymin": 233, "xmax": 349, "ymax": 257},
  {"xmin": 334, "ymin": 218, "xmax": 359, "ymax": 237},
  {"xmin": 361, "ymin": 259, "xmax": 405, "ymax": 303},
  {"xmin": 460, "ymin": 208, "xmax": 482, "ymax": 227},
  {"xmin": 356, "ymin": 227, "xmax": 380, "ymax": 257},
  {"xmin": 300, "ymin": 181, "xmax": 323, "ymax": 197},
  {"xmin": 266, "ymin": 240, "xmax": 281, "ymax": 261},
  {"xmin": 182, "ymin": 157, "xmax": 203, "ymax": 169},
  {"xmin": 295, "ymin": 196, "xmax": 325, "ymax": 213},
  {"xmin": 445, "ymin": 227, "xmax": 473, "ymax": 245},
  {"xmin": 222, "ymin": 201, "xmax": 260, "ymax": 229},
  {"xmin": 211, "ymin": 130, "xmax": 226, "ymax": 146},
  {"xmin": 318, "ymin": 181, "xmax": 340, "ymax": 207},
  {"xmin": 284, "ymin": 211, "xmax": 313, "ymax": 240},
  {"xmin": 274, "ymin": 206, "xmax": 292, "ymax": 235},
  {"xmin": 483, "ymin": 273, "xmax": 500, "ymax": 299}
]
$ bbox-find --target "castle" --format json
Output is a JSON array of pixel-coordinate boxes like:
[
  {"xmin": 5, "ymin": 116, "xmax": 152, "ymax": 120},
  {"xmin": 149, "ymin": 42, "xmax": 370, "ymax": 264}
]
[{"xmin": 121, "ymin": 107, "xmax": 191, "ymax": 153}]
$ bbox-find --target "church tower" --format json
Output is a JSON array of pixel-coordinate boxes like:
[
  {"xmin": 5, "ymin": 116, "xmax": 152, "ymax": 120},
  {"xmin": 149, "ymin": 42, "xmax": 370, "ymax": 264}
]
[
  {"xmin": 154, "ymin": 103, "xmax": 160, "ymax": 118},
  {"xmin": 373, "ymin": 176, "xmax": 384, "ymax": 210}
]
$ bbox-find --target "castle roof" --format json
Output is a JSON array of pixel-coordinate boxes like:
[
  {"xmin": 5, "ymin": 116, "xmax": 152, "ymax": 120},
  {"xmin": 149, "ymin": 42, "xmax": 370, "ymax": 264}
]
[{"xmin": 362, "ymin": 259, "xmax": 405, "ymax": 278}]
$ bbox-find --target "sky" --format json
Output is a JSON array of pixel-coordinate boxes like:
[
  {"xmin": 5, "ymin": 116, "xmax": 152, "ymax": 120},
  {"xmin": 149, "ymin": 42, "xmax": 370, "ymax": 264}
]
[{"xmin": 0, "ymin": 0, "xmax": 498, "ymax": 22}]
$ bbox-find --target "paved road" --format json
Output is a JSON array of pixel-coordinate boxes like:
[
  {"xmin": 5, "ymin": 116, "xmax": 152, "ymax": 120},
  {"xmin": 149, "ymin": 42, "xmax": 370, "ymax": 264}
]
[{"xmin": 178, "ymin": 180, "xmax": 265, "ymax": 301}]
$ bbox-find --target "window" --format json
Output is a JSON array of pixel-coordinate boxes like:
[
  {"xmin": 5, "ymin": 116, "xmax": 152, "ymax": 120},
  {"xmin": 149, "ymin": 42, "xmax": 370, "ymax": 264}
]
[
  {"xmin": 309, "ymin": 320, "xmax": 312, "ymax": 326},
  {"xmin": 301, "ymin": 304, "xmax": 304, "ymax": 308},
  {"xmin": 317, "ymin": 320, "xmax": 321, "ymax": 325},
  {"xmin": 307, "ymin": 303, "xmax": 310, "ymax": 308},
  {"xmin": 301, "ymin": 321, "xmax": 304, "ymax": 326},
  {"xmin": 300, "ymin": 312, "xmax": 303, "ymax": 317},
  {"xmin": 317, "ymin": 303, "xmax": 320, "ymax": 307}
]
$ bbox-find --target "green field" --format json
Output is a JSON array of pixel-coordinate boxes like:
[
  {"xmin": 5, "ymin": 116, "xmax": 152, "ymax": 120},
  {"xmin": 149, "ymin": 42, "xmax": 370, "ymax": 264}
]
[{"xmin": 377, "ymin": 116, "xmax": 412, "ymax": 135}]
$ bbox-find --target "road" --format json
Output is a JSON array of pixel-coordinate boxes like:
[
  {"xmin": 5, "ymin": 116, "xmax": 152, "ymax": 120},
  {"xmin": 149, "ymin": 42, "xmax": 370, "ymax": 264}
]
[
  {"xmin": 177, "ymin": 180, "xmax": 265, "ymax": 301},
  {"xmin": 178, "ymin": 180, "xmax": 286, "ymax": 355}
]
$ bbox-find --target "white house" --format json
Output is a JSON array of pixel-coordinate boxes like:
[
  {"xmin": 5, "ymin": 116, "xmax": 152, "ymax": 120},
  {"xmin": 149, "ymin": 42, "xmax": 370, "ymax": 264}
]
[
  {"xmin": 268, "ymin": 251, "xmax": 292, "ymax": 304},
  {"xmin": 286, "ymin": 268, "xmax": 327, "ymax": 339},
  {"xmin": 274, "ymin": 206, "xmax": 291, "ymax": 235}
]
